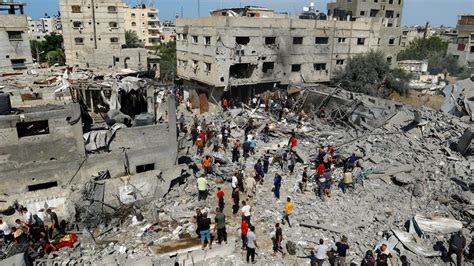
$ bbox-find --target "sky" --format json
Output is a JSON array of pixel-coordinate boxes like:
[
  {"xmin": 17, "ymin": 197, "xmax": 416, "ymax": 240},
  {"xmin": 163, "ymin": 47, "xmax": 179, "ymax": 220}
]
[{"xmin": 23, "ymin": 0, "xmax": 474, "ymax": 27}]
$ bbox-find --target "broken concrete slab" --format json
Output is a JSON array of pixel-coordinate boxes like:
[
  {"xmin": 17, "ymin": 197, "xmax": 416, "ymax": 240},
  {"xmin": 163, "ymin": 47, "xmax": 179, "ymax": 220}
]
[
  {"xmin": 413, "ymin": 214, "xmax": 463, "ymax": 235},
  {"xmin": 392, "ymin": 229, "xmax": 441, "ymax": 257}
]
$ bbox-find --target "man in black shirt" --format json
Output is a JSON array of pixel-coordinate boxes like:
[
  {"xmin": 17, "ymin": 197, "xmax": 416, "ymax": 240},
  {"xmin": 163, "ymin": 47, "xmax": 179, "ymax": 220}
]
[
  {"xmin": 46, "ymin": 209, "xmax": 66, "ymax": 239},
  {"xmin": 232, "ymin": 188, "xmax": 240, "ymax": 215},
  {"xmin": 335, "ymin": 236, "xmax": 350, "ymax": 265},
  {"xmin": 198, "ymin": 212, "xmax": 212, "ymax": 250},
  {"xmin": 272, "ymin": 223, "xmax": 286, "ymax": 257},
  {"xmin": 301, "ymin": 167, "xmax": 309, "ymax": 193}
]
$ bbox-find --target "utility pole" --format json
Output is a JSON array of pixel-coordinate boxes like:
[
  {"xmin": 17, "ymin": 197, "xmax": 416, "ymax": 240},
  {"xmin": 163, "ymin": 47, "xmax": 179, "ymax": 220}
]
[
  {"xmin": 198, "ymin": 0, "xmax": 200, "ymax": 17},
  {"xmin": 423, "ymin": 21, "xmax": 429, "ymax": 39}
]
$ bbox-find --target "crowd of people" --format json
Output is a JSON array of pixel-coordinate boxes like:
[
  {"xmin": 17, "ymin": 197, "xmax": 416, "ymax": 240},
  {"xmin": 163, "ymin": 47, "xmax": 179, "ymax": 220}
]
[{"xmin": 179, "ymin": 94, "xmax": 474, "ymax": 266}]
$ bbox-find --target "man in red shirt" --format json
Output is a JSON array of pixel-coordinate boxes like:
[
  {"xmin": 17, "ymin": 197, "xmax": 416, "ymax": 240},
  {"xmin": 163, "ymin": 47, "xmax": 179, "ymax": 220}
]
[
  {"xmin": 217, "ymin": 187, "xmax": 225, "ymax": 212},
  {"xmin": 288, "ymin": 134, "xmax": 298, "ymax": 150},
  {"xmin": 241, "ymin": 219, "xmax": 248, "ymax": 250},
  {"xmin": 317, "ymin": 162, "xmax": 325, "ymax": 177},
  {"xmin": 198, "ymin": 131, "xmax": 206, "ymax": 145}
]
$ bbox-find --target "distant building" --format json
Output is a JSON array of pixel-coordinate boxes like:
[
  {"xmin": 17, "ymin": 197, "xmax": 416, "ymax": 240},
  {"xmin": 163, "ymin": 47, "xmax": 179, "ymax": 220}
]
[
  {"xmin": 123, "ymin": 4, "xmax": 161, "ymax": 47},
  {"xmin": 0, "ymin": 1, "xmax": 33, "ymax": 72},
  {"xmin": 160, "ymin": 21, "xmax": 176, "ymax": 44},
  {"xmin": 398, "ymin": 60, "xmax": 428, "ymax": 74},
  {"xmin": 328, "ymin": 0, "xmax": 404, "ymax": 27},
  {"xmin": 28, "ymin": 16, "xmax": 62, "ymax": 41},
  {"xmin": 59, "ymin": 0, "xmax": 148, "ymax": 70},
  {"xmin": 176, "ymin": 5, "xmax": 402, "ymax": 100},
  {"xmin": 447, "ymin": 15, "xmax": 474, "ymax": 70}
]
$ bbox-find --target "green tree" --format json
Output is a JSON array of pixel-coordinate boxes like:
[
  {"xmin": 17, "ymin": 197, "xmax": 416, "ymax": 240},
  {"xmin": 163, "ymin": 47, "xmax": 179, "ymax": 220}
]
[
  {"xmin": 335, "ymin": 50, "xmax": 412, "ymax": 98},
  {"xmin": 46, "ymin": 48, "xmax": 65, "ymax": 66},
  {"xmin": 124, "ymin": 30, "xmax": 141, "ymax": 48},
  {"xmin": 30, "ymin": 33, "xmax": 64, "ymax": 65},
  {"xmin": 158, "ymin": 43, "xmax": 176, "ymax": 81}
]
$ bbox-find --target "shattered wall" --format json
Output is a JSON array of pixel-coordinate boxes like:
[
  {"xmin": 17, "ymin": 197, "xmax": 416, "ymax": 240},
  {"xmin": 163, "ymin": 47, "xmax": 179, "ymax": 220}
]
[
  {"xmin": 0, "ymin": 103, "xmax": 85, "ymax": 193},
  {"xmin": 0, "ymin": 14, "xmax": 33, "ymax": 72}
]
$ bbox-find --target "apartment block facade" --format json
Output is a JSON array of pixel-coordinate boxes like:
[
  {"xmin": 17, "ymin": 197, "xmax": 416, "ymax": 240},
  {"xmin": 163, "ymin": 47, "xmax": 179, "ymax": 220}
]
[
  {"xmin": 28, "ymin": 16, "xmax": 62, "ymax": 41},
  {"xmin": 60, "ymin": 0, "xmax": 147, "ymax": 70},
  {"xmin": 328, "ymin": 0, "xmax": 404, "ymax": 27},
  {"xmin": 447, "ymin": 15, "xmax": 474, "ymax": 70},
  {"xmin": 0, "ymin": 2, "xmax": 33, "ymax": 72},
  {"xmin": 123, "ymin": 4, "xmax": 161, "ymax": 46},
  {"xmin": 176, "ymin": 7, "xmax": 402, "ymax": 99}
]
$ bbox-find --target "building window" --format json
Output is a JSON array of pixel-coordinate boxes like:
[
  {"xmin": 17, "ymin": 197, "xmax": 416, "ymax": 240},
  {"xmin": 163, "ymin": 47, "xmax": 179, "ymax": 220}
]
[
  {"xmin": 374, "ymin": 0, "xmax": 378, "ymax": 2},
  {"xmin": 136, "ymin": 163, "xmax": 155, "ymax": 173},
  {"xmin": 205, "ymin": 36, "xmax": 211, "ymax": 45},
  {"xmin": 192, "ymin": 60, "xmax": 199, "ymax": 72},
  {"xmin": 291, "ymin": 64, "xmax": 301, "ymax": 72},
  {"xmin": 131, "ymin": 22, "xmax": 136, "ymax": 26},
  {"xmin": 389, "ymin": 0, "xmax": 393, "ymax": 4},
  {"xmin": 385, "ymin": 10, "xmax": 394, "ymax": 18},
  {"xmin": 293, "ymin": 37, "xmax": 303, "ymax": 45},
  {"xmin": 398, "ymin": 0, "xmax": 402, "ymax": 4},
  {"xmin": 74, "ymin": 37, "xmax": 84, "ymax": 45},
  {"xmin": 357, "ymin": 38, "xmax": 365, "ymax": 45},
  {"xmin": 109, "ymin": 21, "xmax": 118, "ymax": 28},
  {"xmin": 71, "ymin": 5, "xmax": 81, "ymax": 13},
  {"xmin": 73, "ymin": 21, "xmax": 83, "ymax": 28},
  {"xmin": 110, "ymin": 37, "xmax": 119, "ymax": 43},
  {"xmin": 131, "ymin": 13, "xmax": 136, "ymax": 18},
  {"xmin": 396, "ymin": 13, "xmax": 400, "ymax": 18},
  {"xmin": 236, "ymin": 36, "xmax": 250, "ymax": 45},
  {"xmin": 360, "ymin": 11, "xmax": 366, "ymax": 16},
  {"xmin": 338, "ymin": 37, "xmax": 346, "ymax": 43},
  {"xmin": 205, "ymin": 63, "xmax": 211, "ymax": 72},
  {"xmin": 192, "ymin": 35, "xmax": 198, "ymax": 44},
  {"xmin": 315, "ymin": 37, "xmax": 329, "ymax": 45},
  {"xmin": 265, "ymin": 37, "xmax": 276, "ymax": 45},
  {"xmin": 7, "ymin": 31, "xmax": 22, "ymax": 41},
  {"xmin": 336, "ymin": 60, "xmax": 345, "ymax": 65},
  {"xmin": 107, "ymin": 6, "xmax": 117, "ymax": 13},
  {"xmin": 370, "ymin": 9, "xmax": 379, "ymax": 17},
  {"xmin": 182, "ymin": 34, "xmax": 188, "ymax": 41},
  {"xmin": 387, "ymin": 57, "xmax": 393, "ymax": 63},
  {"xmin": 470, "ymin": 46, "xmax": 474, "ymax": 53},
  {"xmin": 16, "ymin": 120, "xmax": 49, "ymax": 138},
  {"xmin": 314, "ymin": 63, "xmax": 326, "ymax": 71},
  {"xmin": 10, "ymin": 59, "xmax": 26, "ymax": 70},
  {"xmin": 262, "ymin": 62, "xmax": 274, "ymax": 73},
  {"xmin": 388, "ymin": 37, "xmax": 395, "ymax": 45}
]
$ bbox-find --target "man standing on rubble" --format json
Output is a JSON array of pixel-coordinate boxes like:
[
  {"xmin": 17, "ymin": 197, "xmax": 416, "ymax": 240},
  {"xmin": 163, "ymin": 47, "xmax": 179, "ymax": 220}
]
[
  {"xmin": 375, "ymin": 243, "xmax": 394, "ymax": 266},
  {"xmin": 263, "ymin": 150, "xmax": 271, "ymax": 174},
  {"xmin": 254, "ymin": 160, "xmax": 265, "ymax": 183},
  {"xmin": 246, "ymin": 226, "xmax": 259, "ymax": 264},
  {"xmin": 46, "ymin": 209, "xmax": 65, "ymax": 238},
  {"xmin": 197, "ymin": 175, "xmax": 208, "ymax": 201},
  {"xmin": 241, "ymin": 218, "xmax": 249, "ymax": 250},
  {"xmin": 262, "ymin": 123, "xmax": 270, "ymax": 143},
  {"xmin": 198, "ymin": 212, "xmax": 212, "ymax": 250},
  {"xmin": 214, "ymin": 207, "xmax": 227, "ymax": 245},
  {"xmin": 335, "ymin": 236, "xmax": 350, "ymax": 266},
  {"xmin": 232, "ymin": 172, "xmax": 238, "ymax": 191},
  {"xmin": 196, "ymin": 137, "xmax": 204, "ymax": 156},
  {"xmin": 273, "ymin": 173, "xmax": 283, "ymax": 199},
  {"xmin": 202, "ymin": 155, "xmax": 213, "ymax": 175},
  {"xmin": 246, "ymin": 175, "xmax": 257, "ymax": 198},
  {"xmin": 448, "ymin": 230, "xmax": 466, "ymax": 266},
  {"xmin": 0, "ymin": 218, "xmax": 13, "ymax": 243},
  {"xmin": 232, "ymin": 187, "xmax": 240, "ymax": 215},
  {"xmin": 232, "ymin": 139, "xmax": 241, "ymax": 162},
  {"xmin": 272, "ymin": 223, "xmax": 286, "ymax": 257},
  {"xmin": 289, "ymin": 151, "xmax": 297, "ymax": 174},
  {"xmin": 217, "ymin": 187, "xmax": 225, "ymax": 212},
  {"xmin": 288, "ymin": 133, "xmax": 298, "ymax": 151},
  {"xmin": 241, "ymin": 201, "xmax": 252, "ymax": 226},
  {"xmin": 301, "ymin": 167, "xmax": 309, "ymax": 192},
  {"xmin": 178, "ymin": 113, "xmax": 185, "ymax": 132},
  {"xmin": 283, "ymin": 197, "xmax": 293, "ymax": 227}
]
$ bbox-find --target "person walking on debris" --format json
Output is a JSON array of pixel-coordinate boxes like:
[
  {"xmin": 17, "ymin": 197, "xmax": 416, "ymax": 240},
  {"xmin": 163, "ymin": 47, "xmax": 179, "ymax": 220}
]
[
  {"xmin": 198, "ymin": 212, "xmax": 212, "ymax": 250},
  {"xmin": 246, "ymin": 174, "xmax": 256, "ymax": 198},
  {"xmin": 217, "ymin": 187, "xmax": 225, "ymax": 212},
  {"xmin": 344, "ymin": 153, "xmax": 359, "ymax": 172},
  {"xmin": 222, "ymin": 125, "xmax": 230, "ymax": 151},
  {"xmin": 191, "ymin": 126, "xmax": 198, "ymax": 146},
  {"xmin": 283, "ymin": 197, "xmax": 293, "ymax": 227},
  {"xmin": 232, "ymin": 187, "xmax": 240, "ymax": 215},
  {"xmin": 242, "ymin": 139, "xmax": 251, "ymax": 159},
  {"xmin": 273, "ymin": 173, "xmax": 283, "ymax": 199},
  {"xmin": 335, "ymin": 236, "xmax": 350, "ymax": 266},
  {"xmin": 232, "ymin": 139, "xmax": 241, "ymax": 162},
  {"xmin": 241, "ymin": 218, "xmax": 249, "ymax": 250},
  {"xmin": 246, "ymin": 226, "xmax": 259, "ymax": 264},
  {"xmin": 214, "ymin": 207, "xmax": 227, "ymax": 245},
  {"xmin": 327, "ymin": 142, "xmax": 335, "ymax": 155},
  {"xmin": 289, "ymin": 151, "xmax": 297, "ymax": 174},
  {"xmin": 301, "ymin": 167, "xmax": 309, "ymax": 192},
  {"xmin": 237, "ymin": 170, "xmax": 245, "ymax": 192},
  {"xmin": 186, "ymin": 98, "xmax": 192, "ymax": 112},
  {"xmin": 202, "ymin": 155, "xmax": 213, "ymax": 175},
  {"xmin": 272, "ymin": 145, "xmax": 284, "ymax": 170},
  {"xmin": 318, "ymin": 170, "xmax": 333, "ymax": 201},
  {"xmin": 232, "ymin": 172, "xmax": 239, "ymax": 191},
  {"xmin": 448, "ymin": 230, "xmax": 466, "ymax": 266},
  {"xmin": 249, "ymin": 137, "xmax": 257, "ymax": 155},
  {"xmin": 197, "ymin": 175, "xmax": 208, "ymax": 201},
  {"xmin": 262, "ymin": 123, "xmax": 270, "ymax": 143},
  {"xmin": 222, "ymin": 97, "xmax": 228, "ymax": 111},
  {"xmin": 263, "ymin": 150, "xmax": 271, "ymax": 174},
  {"xmin": 375, "ymin": 243, "xmax": 394, "ymax": 266},
  {"xmin": 288, "ymin": 133, "xmax": 298, "ymax": 151},
  {"xmin": 305, "ymin": 239, "xmax": 328, "ymax": 266},
  {"xmin": 254, "ymin": 160, "xmax": 265, "ymax": 184},
  {"xmin": 272, "ymin": 223, "xmax": 286, "ymax": 257},
  {"xmin": 241, "ymin": 201, "xmax": 252, "ymax": 226},
  {"xmin": 282, "ymin": 149, "xmax": 289, "ymax": 173},
  {"xmin": 196, "ymin": 137, "xmax": 204, "ymax": 156}
]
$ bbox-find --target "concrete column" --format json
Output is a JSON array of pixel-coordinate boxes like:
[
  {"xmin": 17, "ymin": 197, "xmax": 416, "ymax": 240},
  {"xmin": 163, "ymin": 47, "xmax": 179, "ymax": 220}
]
[{"xmin": 167, "ymin": 94, "xmax": 178, "ymax": 163}]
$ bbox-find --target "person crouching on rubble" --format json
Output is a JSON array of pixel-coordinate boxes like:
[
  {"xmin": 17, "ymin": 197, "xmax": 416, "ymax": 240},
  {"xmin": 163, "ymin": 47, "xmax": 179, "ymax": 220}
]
[{"xmin": 318, "ymin": 169, "xmax": 333, "ymax": 200}]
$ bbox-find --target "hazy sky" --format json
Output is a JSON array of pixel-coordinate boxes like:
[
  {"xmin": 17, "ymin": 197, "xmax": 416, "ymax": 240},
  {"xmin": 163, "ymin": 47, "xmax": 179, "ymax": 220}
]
[{"xmin": 23, "ymin": 0, "xmax": 474, "ymax": 27}]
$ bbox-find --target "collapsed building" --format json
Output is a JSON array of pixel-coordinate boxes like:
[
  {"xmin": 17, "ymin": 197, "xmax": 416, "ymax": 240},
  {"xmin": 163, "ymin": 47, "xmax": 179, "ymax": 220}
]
[{"xmin": 176, "ymin": 4, "xmax": 402, "ymax": 103}]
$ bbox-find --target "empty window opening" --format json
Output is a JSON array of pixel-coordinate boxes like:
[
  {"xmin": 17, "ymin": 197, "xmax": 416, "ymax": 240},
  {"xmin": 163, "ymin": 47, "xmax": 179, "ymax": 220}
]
[
  {"xmin": 8, "ymin": 31, "xmax": 22, "ymax": 41},
  {"xmin": 73, "ymin": 21, "xmax": 83, "ymax": 28},
  {"xmin": 314, "ymin": 63, "xmax": 326, "ymax": 70},
  {"xmin": 293, "ymin": 37, "xmax": 303, "ymax": 45},
  {"xmin": 338, "ymin": 37, "xmax": 346, "ymax": 43},
  {"xmin": 471, "ymin": 46, "xmax": 474, "ymax": 53},
  {"xmin": 71, "ymin": 5, "xmax": 81, "ymax": 13},
  {"xmin": 205, "ymin": 63, "xmax": 211, "ymax": 72},
  {"xmin": 265, "ymin": 37, "xmax": 276, "ymax": 45},
  {"xmin": 385, "ymin": 10, "xmax": 394, "ymax": 18},
  {"xmin": 11, "ymin": 59, "xmax": 26, "ymax": 70},
  {"xmin": 291, "ymin": 64, "xmax": 301, "ymax": 72},
  {"xmin": 315, "ymin": 37, "xmax": 329, "ymax": 45},
  {"xmin": 336, "ymin": 59, "xmax": 345, "ymax": 65},
  {"xmin": 75, "ymin": 37, "xmax": 84, "ymax": 45},
  {"xmin": 236, "ymin": 36, "xmax": 250, "ymax": 45},
  {"xmin": 360, "ymin": 11, "xmax": 366, "ymax": 16},
  {"xmin": 262, "ymin": 62, "xmax": 275, "ymax": 73},
  {"xmin": 388, "ymin": 38, "xmax": 395, "ymax": 45},
  {"xmin": 136, "ymin": 163, "xmax": 155, "ymax": 173},
  {"xmin": 109, "ymin": 21, "xmax": 118, "ymax": 28},
  {"xmin": 387, "ymin": 57, "xmax": 393, "ymax": 64},
  {"xmin": 107, "ymin": 6, "xmax": 117, "ymax": 13},
  {"xmin": 357, "ymin": 38, "xmax": 366, "ymax": 45},
  {"xmin": 192, "ymin": 35, "xmax": 198, "ymax": 44},
  {"xmin": 205, "ymin": 36, "xmax": 211, "ymax": 45},
  {"xmin": 17, "ymin": 120, "xmax": 49, "ymax": 138},
  {"xmin": 370, "ymin": 9, "xmax": 379, "ymax": 17},
  {"xmin": 131, "ymin": 22, "xmax": 136, "ymax": 26},
  {"xmin": 28, "ymin": 181, "xmax": 58, "ymax": 192},
  {"xmin": 229, "ymin": 63, "xmax": 256, "ymax": 79},
  {"xmin": 110, "ymin": 37, "xmax": 119, "ymax": 43},
  {"xmin": 389, "ymin": 0, "xmax": 393, "ymax": 4}
]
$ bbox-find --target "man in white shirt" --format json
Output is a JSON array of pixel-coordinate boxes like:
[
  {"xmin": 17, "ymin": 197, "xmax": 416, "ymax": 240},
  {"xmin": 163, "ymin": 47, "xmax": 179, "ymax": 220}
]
[
  {"xmin": 0, "ymin": 218, "xmax": 13, "ymax": 242},
  {"xmin": 21, "ymin": 207, "xmax": 35, "ymax": 226},
  {"xmin": 314, "ymin": 238, "xmax": 328, "ymax": 266},
  {"xmin": 241, "ymin": 201, "xmax": 251, "ymax": 226},
  {"xmin": 231, "ymin": 173, "xmax": 238, "ymax": 191}
]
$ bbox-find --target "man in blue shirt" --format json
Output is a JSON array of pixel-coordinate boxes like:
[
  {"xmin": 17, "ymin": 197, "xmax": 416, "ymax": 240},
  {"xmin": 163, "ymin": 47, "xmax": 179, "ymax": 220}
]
[{"xmin": 335, "ymin": 236, "xmax": 350, "ymax": 265}]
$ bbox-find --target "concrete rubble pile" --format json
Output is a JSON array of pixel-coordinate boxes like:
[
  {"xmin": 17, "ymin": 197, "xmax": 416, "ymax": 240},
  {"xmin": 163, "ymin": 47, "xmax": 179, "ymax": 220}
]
[{"xmin": 1, "ymin": 83, "xmax": 473, "ymax": 265}]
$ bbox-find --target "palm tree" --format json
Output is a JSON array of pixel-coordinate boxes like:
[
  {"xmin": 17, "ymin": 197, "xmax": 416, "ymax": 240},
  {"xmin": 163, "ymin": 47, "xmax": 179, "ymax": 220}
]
[
  {"xmin": 125, "ymin": 30, "xmax": 140, "ymax": 48},
  {"xmin": 46, "ymin": 48, "xmax": 65, "ymax": 66}
]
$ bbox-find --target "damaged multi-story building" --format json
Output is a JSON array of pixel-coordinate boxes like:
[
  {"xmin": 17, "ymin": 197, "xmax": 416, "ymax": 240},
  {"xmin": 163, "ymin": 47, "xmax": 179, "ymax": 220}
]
[
  {"xmin": 123, "ymin": 3, "xmax": 161, "ymax": 47},
  {"xmin": 0, "ymin": 1, "xmax": 33, "ymax": 73},
  {"xmin": 60, "ymin": 0, "xmax": 149, "ymax": 70},
  {"xmin": 176, "ymin": 3, "xmax": 403, "ymax": 100},
  {"xmin": 447, "ymin": 14, "xmax": 474, "ymax": 70}
]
